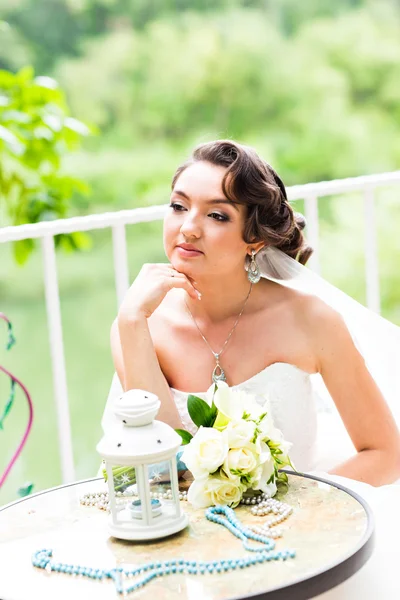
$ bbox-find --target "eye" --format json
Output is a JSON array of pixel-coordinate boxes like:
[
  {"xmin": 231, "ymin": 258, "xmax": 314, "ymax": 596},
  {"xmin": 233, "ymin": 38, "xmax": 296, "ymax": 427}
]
[
  {"xmin": 209, "ymin": 212, "xmax": 229, "ymax": 222},
  {"xmin": 169, "ymin": 202, "xmax": 186, "ymax": 212}
]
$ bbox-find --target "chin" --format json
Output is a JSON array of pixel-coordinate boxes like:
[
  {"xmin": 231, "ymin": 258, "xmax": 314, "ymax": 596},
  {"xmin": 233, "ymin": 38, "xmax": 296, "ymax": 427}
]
[{"xmin": 172, "ymin": 259, "xmax": 192, "ymax": 275}]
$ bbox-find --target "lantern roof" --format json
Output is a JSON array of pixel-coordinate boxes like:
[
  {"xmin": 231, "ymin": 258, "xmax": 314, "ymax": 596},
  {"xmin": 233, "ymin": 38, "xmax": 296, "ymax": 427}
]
[{"xmin": 96, "ymin": 389, "xmax": 183, "ymax": 465}]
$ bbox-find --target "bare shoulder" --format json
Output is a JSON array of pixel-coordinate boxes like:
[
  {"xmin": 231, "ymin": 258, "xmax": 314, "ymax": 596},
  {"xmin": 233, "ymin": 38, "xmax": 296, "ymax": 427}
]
[
  {"xmin": 256, "ymin": 278, "xmax": 341, "ymax": 326},
  {"xmin": 289, "ymin": 287, "xmax": 348, "ymax": 339},
  {"xmin": 292, "ymin": 289, "xmax": 358, "ymax": 372}
]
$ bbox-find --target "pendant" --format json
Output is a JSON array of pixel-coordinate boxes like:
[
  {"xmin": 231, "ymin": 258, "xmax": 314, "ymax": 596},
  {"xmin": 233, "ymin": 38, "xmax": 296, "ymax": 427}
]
[
  {"xmin": 248, "ymin": 254, "xmax": 261, "ymax": 284},
  {"xmin": 212, "ymin": 363, "xmax": 226, "ymax": 384}
]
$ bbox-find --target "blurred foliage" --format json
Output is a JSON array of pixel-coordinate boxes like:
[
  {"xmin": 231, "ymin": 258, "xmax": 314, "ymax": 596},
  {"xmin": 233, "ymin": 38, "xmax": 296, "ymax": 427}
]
[
  {"xmin": 0, "ymin": 0, "xmax": 399, "ymax": 272},
  {"xmin": 0, "ymin": 66, "xmax": 93, "ymax": 263},
  {"xmin": 0, "ymin": 1, "xmax": 399, "ymax": 197}
]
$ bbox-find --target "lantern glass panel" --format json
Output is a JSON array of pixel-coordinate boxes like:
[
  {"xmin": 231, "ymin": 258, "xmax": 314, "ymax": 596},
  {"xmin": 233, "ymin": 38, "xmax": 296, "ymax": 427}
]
[
  {"xmin": 105, "ymin": 463, "xmax": 135, "ymax": 522},
  {"xmin": 147, "ymin": 461, "xmax": 170, "ymax": 511},
  {"xmin": 113, "ymin": 464, "xmax": 136, "ymax": 494},
  {"xmin": 147, "ymin": 459, "xmax": 180, "ymax": 519}
]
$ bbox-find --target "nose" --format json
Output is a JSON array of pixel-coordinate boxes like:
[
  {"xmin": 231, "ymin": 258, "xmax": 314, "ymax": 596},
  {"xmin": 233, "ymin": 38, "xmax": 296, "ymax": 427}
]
[{"xmin": 179, "ymin": 209, "xmax": 201, "ymax": 239}]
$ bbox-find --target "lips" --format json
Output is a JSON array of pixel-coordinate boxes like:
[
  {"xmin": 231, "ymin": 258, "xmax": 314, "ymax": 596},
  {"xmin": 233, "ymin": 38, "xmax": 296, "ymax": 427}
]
[{"xmin": 177, "ymin": 244, "xmax": 203, "ymax": 254}]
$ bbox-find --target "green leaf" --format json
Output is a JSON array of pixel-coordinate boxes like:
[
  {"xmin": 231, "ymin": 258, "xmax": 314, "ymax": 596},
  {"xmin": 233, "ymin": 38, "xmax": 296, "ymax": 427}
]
[
  {"xmin": 267, "ymin": 472, "xmax": 275, "ymax": 484},
  {"xmin": 277, "ymin": 471, "xmax": 288, "ymax": 484},
  {"xmin": 209, "ymin": 400, "xmax": 218, "ymax": 424},
  {"xmin": 256, "ymin": 412, "xmax": 268, "ymax": 423},
  {"xmin": 0, "ymin": 383, "xmax": 15, "ymax": 429},
  {"xmin": 16, "ymin": 66, "xmax": 34, "ymax": 83},
  {"xmin": 13, "ymin": 238, "xmax": 34, "ymax": 265},
  {"xmin": 187, "ymin": 394, "xmax": 216, "ymax": 428},
  {"xmin": 17, "ymin": 482, "xmax": 34, "ymax": 497},
  {"xmin": 69, "ymin": 231, "xmax": 93, "ymax": 251},
  {"xmin": 276, "ymin": 471, "xmax": 289, "ymax": 495},
  {"xmin": 175, "ymin": 429, "xmax": 193, "ymax": 445}
]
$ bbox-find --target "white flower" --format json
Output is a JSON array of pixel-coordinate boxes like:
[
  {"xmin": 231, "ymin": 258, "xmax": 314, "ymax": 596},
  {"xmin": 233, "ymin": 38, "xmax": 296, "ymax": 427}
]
[
  {"xmin": 212, "ymin": 382, "xmax": 245, "ymax": 426},
  {"xmin": 186, "ymin": 477, "xmax": 211, "ymax": 508},
  {"xmin": 224, "ymin": 420, "xmax": 256, "ymax": 448},
  {"xmin": 223, "ymin": 445, "xmax": 258, "ymax": 477},
  {"xmin": 188, "ymin": 472, "xmax": 245, "ymax": 508},
  {"xmin": 212, "ymin": 382, "xmax": 263, "ymax": 429},
  {"xmin": 181, "ymin": 427, "xmax": 228, "ymax": 478},
  {"xmin": 257, "ymin": 414, "xmax": 292, "ymax": 465},
  {"xmin": 259, "ymin": 478, "xmax": 277, "ymax": 497},
  {"xmin": 247, "ymin": 465, "xmax": 262, "ymax": 490},
  {"xmin": 255, "ymin": 440, "xmax": 277, "ymax": 496}
]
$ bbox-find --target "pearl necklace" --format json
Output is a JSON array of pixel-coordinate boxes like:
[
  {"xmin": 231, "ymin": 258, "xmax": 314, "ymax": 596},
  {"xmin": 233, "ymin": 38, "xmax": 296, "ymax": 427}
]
[
  {"xmin": 32, "ymin": 505, "xmax": 295, "ymax": 595},
  {"xmin": 80, "ymin": 488, "xmax": 188, "ymax": 512},
  {"xmin": 79, "ymin": 489, "xmax": 291, "ymax": 540}
]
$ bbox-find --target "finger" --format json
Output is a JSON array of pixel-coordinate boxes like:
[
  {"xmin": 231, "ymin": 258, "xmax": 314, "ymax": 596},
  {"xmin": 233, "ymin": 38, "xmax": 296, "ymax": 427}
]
[
  {"xmin": 169, "ymin": 272, "xmax": 202, "ymax": 298},
  {"xmin": 164, "ymin": 275, "xmax": 200, "ymax": 300}
]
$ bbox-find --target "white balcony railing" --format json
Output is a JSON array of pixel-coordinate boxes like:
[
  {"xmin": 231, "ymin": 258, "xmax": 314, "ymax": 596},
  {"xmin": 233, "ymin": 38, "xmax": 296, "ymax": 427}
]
[{"xmin": 1, "ymin": 170, "xmax": 400, "ymax": 484}]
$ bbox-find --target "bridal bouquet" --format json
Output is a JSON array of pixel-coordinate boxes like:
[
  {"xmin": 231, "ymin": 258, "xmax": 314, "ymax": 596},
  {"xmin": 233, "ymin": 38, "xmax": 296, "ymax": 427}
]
[{"xmin": 176, "ymin": 382, "xmax": 293, "ymax": 509}]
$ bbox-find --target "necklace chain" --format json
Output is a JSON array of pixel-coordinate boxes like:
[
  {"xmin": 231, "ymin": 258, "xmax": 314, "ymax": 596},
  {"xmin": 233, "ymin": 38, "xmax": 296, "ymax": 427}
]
[{"xmin": 185, "ymin": 283, "xmax": 253, "ymax": 383}]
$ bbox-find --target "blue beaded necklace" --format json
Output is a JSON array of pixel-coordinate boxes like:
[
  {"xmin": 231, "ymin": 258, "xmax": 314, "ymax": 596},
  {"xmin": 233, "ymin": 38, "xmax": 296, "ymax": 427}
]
[{"xmin": 32, "ymin": 505, "xmax": 295, "ymax": 595}]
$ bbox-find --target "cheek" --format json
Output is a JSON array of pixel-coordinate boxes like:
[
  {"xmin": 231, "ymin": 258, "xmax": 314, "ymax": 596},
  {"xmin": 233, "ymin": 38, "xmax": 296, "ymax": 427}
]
[{"xmin": 163, "ymin": 215, "xmax": 175, "ymax": 246}]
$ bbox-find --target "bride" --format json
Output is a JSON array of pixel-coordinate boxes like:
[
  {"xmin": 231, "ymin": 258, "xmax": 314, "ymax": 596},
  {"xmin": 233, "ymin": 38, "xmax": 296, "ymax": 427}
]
[{"xmin": 105, "ymin": 139, "xmax": 400, "ymax": 486}]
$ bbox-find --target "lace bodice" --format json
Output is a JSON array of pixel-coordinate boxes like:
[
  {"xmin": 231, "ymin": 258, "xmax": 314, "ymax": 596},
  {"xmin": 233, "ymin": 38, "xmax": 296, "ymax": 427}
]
[{"xmin": 171, "ymin": 362, "xmax": 318, "ymax": 472}]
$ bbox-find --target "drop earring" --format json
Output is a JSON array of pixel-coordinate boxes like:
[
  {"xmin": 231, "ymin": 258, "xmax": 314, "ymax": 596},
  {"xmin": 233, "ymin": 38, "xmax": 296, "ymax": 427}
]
[{"xmin": 247, "ymin": 249, "xmax": 261, "ymax": 284}]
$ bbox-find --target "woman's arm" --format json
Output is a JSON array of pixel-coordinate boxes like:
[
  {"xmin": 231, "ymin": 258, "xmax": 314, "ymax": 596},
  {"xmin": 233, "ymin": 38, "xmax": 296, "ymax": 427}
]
[
  {"xmin": 111, "ymin": 263, "xmax": 200, "ymax": 429},
  {"xmin": 308, "ymin": 298, "xmax": 400, "ymax": 486},
  {"xmin": 111, "ymin": 315, "xmax": 182, "ymax": 429}
]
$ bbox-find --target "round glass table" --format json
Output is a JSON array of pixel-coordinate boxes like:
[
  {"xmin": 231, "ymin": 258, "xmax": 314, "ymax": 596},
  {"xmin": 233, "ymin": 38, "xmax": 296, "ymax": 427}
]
[{"xmin": 0, "ymin": 471, "xmax": 374, "ymax": 600}]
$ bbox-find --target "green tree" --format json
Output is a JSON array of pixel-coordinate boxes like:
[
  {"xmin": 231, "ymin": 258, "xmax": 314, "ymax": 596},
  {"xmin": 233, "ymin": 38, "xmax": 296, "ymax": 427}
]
[{"xmin": 0, "ymin": 66, "xmax": 92, "ymax": 263}]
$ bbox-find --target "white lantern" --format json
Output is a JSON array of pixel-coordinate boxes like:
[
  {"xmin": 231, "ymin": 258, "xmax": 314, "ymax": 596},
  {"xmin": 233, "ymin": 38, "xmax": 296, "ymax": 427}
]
[{"xmin": 96, "ymin": 389, "xmax": 188, "ymax": 540}]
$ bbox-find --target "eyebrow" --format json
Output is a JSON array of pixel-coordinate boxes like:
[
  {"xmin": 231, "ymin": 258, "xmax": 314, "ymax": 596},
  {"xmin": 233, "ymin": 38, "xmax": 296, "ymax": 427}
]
[{"xmin": 172, "ymin": 189, "xmax": 240, "ymax": 211}]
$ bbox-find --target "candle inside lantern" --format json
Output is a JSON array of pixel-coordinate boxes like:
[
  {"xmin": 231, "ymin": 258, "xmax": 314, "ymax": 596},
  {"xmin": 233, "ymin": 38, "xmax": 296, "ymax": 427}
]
[{"xmin": 130, "ymin": 498, "xmax": 162, "ymax": 520}]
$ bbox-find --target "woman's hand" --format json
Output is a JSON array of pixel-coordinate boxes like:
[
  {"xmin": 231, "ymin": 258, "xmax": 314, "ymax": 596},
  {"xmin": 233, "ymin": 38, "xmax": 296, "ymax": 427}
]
[{"xmin": 118, "ymin": 263, "xmax": 200, "ymax": 321}]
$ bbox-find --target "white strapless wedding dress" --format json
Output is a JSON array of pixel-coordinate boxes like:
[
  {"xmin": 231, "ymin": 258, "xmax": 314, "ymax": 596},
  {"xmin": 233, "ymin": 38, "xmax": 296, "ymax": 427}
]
[{"xmin": 102, "ymin": 363, "xmax": 356, "ymax": 473}]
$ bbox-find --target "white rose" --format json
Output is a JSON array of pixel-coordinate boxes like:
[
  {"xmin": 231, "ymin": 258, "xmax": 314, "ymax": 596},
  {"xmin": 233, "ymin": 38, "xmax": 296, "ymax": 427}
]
[
  {"xmin": 188, "ymin": 473, "xmax": 245, "ymax": 508},
  {"xmin": 186, "ymin": 477, "xmax": 212, "ymax": 509},
  {"xmin": 181, "ymin": 427, "xmax": 228, "ymax": 478},
  {"xmin": 223, "ymin": 446, "xmax": 258, "ymax": 477},
  {"xmin": 224, "ymin": 420, "xmax": 256, "ymax": 448}
]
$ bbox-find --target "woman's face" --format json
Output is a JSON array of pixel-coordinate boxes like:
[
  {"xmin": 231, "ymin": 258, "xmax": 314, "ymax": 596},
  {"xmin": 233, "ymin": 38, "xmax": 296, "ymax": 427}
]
[{"xmin": 163, "ymin": 161, "xmax": 250, "ymax": 279}]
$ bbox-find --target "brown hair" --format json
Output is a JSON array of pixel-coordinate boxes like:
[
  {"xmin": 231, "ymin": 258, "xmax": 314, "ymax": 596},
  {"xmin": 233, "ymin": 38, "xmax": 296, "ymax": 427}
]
[{"xmin": 171, "ymin": 140, "xmax": 313, "ymax": 265}]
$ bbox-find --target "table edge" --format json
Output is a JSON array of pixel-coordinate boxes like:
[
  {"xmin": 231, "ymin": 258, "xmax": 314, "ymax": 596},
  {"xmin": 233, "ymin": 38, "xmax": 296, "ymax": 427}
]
[{"xmin": 229, "ymin": 469, "xmax": 375, "ymax": 600}]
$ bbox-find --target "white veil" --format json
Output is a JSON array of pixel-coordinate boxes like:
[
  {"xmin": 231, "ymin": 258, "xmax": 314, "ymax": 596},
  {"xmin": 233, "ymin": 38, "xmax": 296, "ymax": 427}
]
[{"xmin": 250, "ymin": 245, "xmax": 400, "ymax": 426}]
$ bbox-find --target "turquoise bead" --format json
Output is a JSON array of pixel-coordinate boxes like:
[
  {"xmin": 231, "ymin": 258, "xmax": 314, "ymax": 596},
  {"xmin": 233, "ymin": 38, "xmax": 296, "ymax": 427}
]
[{"xmin": 32, "ymin": 505, "xmax": 295, "ymax": 593}]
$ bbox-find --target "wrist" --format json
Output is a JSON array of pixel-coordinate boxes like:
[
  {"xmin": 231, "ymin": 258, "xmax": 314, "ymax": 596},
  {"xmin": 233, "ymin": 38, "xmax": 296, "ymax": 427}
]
[{"xmin": 117, "ymin": 310, "xmax": 149, "ymax": 327}]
